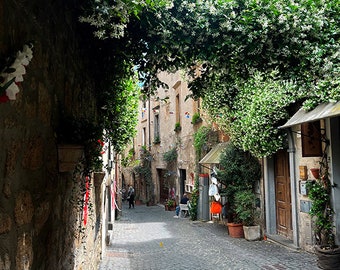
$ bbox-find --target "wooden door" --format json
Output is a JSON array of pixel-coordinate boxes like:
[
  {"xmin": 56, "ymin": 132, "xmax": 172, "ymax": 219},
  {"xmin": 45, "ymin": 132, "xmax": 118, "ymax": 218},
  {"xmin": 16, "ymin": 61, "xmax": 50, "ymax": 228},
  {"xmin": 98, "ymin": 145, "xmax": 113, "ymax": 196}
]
[
  {"xmin": 158, "ymin": 169, "xmax": 168, "ymax": 204},
  {"xmin": 274, "ymin": 150, "xmax": 293, "ymax": 239}
]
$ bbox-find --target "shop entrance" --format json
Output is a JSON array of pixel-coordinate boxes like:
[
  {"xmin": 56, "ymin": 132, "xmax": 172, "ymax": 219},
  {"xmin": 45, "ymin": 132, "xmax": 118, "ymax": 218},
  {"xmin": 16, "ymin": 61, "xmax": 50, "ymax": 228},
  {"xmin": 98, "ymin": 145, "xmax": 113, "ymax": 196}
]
[{"xmin": 274, "ymin": 149, "xmax": 293, "ymax": 239}]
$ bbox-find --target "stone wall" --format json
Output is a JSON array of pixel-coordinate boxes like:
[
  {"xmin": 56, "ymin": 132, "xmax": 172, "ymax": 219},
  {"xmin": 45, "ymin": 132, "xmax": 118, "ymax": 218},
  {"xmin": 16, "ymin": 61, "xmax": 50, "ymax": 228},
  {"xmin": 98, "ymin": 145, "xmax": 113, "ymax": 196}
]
[
  {"xmin": 125, "ymin": 71, "xmax": 204, "ymax": 204},
  {"xmin": 0, "ymin": 1, "xmax": 103, "ymax": 269},
  {"xmin": 292, "ymin": 124, "xmax": 322, "ymax": 252}
]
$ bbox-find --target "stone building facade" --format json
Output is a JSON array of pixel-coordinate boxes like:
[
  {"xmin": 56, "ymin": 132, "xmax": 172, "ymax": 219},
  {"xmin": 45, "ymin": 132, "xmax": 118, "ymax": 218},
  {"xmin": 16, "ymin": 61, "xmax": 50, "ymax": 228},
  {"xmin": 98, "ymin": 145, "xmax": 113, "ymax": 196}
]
[
  {"xmin": 265, "ymin": 105, "xmax": 340, "ymax": 252},
  {"xmin": 121, "ymin": 71, "xmax": 205, "ymax": 204},
  {"xmin": 120, "ymin": 71, "xmax": 230, "ymax": 211},
  {"xmin": 0, "ymin": 1, "xmax": 109, "ymax": 269}
]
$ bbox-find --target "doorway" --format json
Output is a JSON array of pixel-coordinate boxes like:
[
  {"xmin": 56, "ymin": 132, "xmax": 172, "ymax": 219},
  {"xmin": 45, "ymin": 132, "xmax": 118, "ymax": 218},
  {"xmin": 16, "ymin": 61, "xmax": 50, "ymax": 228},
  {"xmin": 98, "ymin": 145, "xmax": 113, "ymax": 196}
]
[
  {"xmin": 158, "ymin": 169, "xmax": 168, "ymax": 204},
  {"xmin": 274, "ymin": 149, "xmax": 293, "ymax": 239},
  {"xmin": 179, "ymin": 169, "xmax": 186, "ymax": 196}
]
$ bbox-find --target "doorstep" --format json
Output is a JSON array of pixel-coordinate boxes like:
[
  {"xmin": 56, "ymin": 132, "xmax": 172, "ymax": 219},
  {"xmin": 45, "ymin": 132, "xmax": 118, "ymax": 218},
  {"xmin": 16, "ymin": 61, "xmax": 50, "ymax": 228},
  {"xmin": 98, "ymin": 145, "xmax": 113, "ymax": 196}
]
[{"xmin": 266, "ymin": 234, "xmax": 300, "ymax": 250}]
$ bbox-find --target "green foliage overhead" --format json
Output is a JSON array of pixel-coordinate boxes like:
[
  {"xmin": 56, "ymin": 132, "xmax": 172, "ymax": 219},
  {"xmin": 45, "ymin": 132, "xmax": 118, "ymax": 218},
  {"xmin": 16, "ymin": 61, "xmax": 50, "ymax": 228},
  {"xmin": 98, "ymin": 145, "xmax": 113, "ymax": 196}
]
[
  {"xmin": 204, "ymin": 70, "xmax": 300, "ymax": 157},
  {"xmin": 193, "ymin": 125, "xmax": 219, "ymax": 160},
  {"xmin": 103, "ymin": 71, "xmax": 140, "ymax": 153},
  {"xmin": 218, "ymin": 143, "xmax": 261, "ymax": 191},
  {"xmin": 80, "ymin": 0, "xmax": 172, "ymax": 39},
  {"xmin": 80, "ymin": 0, "xmax": 340, "ymax": 157}
]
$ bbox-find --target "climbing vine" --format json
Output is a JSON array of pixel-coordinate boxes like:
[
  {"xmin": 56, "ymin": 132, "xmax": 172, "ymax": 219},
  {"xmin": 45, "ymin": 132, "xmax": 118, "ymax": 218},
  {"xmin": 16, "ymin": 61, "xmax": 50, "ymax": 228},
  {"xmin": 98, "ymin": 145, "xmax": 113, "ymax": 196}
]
[
  {"xmin": 306, "ymin": 140, "xmax": 335, "ymax": 248},
  {"xmin": 133, "ymin": 146, "xmax": 154, "ymax": 201},
  {"xmin": 193, "ymin": 126, "xmax": 219, "ymax": 159},
  {"xmin": 188, "ymin": 177, "xmax": 199, "ymax": 221},
  {"xmin": 80, "ymin": 0, "xmax": 340, "ymax": 157},
  {"xmin": 162, "ymin": 147, "xmax": 178, "ymax": 165},
  {"xmin": 102, "ymin": 71, "xmax": 140, "ymax": 153}
]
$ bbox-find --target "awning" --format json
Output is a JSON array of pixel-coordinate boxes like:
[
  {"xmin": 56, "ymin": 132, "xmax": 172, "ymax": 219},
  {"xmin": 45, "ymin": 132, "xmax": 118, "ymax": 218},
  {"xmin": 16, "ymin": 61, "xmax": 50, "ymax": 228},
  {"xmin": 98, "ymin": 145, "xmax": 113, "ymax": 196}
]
[
  {"xmin": 199, "ymin": 142, "xmax": 228, "ymax": 164},
  {"xmin": 280, "ymin": 101, "xmax": 340, "ymax": 129}
]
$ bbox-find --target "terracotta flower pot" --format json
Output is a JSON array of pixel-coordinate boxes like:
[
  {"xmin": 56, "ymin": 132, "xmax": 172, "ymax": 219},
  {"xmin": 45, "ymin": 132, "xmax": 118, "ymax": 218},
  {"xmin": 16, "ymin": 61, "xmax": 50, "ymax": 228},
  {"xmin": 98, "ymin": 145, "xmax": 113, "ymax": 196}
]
[
  {"xmin": 310, "ymin": 168, "xmax": 320, "ymax": 179},
  {"xmin": 227, "ymin": 223, "xmax": 244, "ymax": 238},
  {"xmin": 135, "ymin": 200, "xmax": 143, "ymax": 205}
]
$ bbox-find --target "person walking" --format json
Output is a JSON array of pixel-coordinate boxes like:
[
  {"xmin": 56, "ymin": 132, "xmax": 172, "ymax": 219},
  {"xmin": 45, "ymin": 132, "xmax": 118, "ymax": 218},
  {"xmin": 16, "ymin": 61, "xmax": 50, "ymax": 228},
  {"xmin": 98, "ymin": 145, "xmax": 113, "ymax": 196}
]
[{"xmin": 127, "ymin": 186, "xmax": 135, "ymax": 209}]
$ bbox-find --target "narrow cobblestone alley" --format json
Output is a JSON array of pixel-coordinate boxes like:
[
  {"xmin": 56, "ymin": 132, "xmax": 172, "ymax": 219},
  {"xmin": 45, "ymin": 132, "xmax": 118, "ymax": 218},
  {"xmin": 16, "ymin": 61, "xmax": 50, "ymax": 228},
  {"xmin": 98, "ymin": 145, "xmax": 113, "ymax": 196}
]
[{"xmin": 99, "ymin": 203, "xmax": 319, "ymax": 270}]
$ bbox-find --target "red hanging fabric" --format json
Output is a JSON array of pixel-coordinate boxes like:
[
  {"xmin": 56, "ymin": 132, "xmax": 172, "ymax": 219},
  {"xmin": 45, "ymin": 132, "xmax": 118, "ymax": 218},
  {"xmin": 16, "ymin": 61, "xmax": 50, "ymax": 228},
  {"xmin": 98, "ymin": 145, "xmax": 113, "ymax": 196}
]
[
  {"xmin": 210, "ymin": 201, "xmax": 222, "ymax": 214},
  {"xmin": 83, "ymin": 176, "xmax": 90, "ymax": 226}
]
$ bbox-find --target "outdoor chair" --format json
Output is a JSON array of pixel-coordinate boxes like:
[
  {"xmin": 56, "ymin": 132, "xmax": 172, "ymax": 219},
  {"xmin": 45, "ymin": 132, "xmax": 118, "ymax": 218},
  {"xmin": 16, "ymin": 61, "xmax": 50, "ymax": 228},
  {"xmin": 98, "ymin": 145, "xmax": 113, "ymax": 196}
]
[{"xmin": 179, "ymin": 203, "xmax": 189, "ymax": 218}]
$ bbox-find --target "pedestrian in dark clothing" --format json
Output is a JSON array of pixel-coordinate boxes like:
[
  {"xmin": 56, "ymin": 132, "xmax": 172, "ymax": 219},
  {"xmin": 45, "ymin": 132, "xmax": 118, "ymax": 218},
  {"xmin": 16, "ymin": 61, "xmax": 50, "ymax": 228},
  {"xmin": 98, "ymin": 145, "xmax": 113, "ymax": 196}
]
[{"xmin": 127, "ymin": 186, "xmax": 135, "ymax": 209}]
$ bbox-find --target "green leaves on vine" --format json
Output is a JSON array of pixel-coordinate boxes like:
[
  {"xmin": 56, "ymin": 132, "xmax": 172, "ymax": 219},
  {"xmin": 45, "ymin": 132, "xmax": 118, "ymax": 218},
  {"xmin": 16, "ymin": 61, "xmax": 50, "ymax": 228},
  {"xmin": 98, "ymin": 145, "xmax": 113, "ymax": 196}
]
[{"xmin": 80, "ymin": 0, "xmax": 340, "ymax": 157}]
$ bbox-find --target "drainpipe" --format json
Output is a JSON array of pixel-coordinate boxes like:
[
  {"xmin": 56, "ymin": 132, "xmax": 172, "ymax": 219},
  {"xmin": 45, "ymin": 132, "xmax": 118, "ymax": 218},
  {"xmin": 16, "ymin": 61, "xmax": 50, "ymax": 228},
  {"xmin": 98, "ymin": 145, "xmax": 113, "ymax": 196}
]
[
  {"xmin": 287, "ymin": 128, "xmax": 299, "ymax": 248},
  {"xmin": 148, "ymin": 98, "xmax": 151, "ymax": 151},
  {"xmin": 147, "ymin": 98, "xmax": 151, "ymax": 200}
]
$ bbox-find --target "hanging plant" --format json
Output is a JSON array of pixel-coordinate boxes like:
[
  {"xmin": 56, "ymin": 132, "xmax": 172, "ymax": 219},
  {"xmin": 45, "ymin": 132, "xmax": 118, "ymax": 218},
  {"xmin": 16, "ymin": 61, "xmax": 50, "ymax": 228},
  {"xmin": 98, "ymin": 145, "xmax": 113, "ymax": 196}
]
[
  {"xmin": 174, "ymin": 122, "xmax": 181, "ymax": 132},
  {"xmin": 163, "ymin": 147, "xmax": 177, "ymax": 164},
  {"xmin": 191, "ymin": 112, "xmax": 202, "ymax": 125},
  {"xmin": 153, "ymin": 135, "xmax": 161, "ymax": 144}
]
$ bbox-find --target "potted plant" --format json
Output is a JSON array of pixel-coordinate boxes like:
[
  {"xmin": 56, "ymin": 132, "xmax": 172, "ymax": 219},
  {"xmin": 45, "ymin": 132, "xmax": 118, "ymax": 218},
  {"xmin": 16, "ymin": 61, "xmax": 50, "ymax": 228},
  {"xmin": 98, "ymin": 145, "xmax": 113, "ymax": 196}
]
[
  {"xmin": 310, "ymin": 167, "xmax": 320, "ymax": 179},
  {"xmin": 165, "ymin": 198, "xmax": 176, "ymax": 211},
  {"xmin": 146, "ymin": 195, "xmax": 155, "ymax": 206},
  {"xmin": 153, "ymin": 135, "xmax": 161, "ymax": 144},
  {"xmin": 191, "ymin": 112, "xmax": 202, "ymax": 125},
  {"xmin": 174, "ymin": 122, "xmax": 181, "ymax": 132},
  {"xmin": 163, "ymin": 147, "xmax": 178, "ymax": 165},
  {"xmin": 306, "ymin": 146, "xmax": 340, "ymax": 269},
  {"xmin": 235, "ymin": 189, "xmax": 261, "ymax": 241},
  {"xmin": 217, "ymin": 143, "xmax": 261, "ymax": 238}
]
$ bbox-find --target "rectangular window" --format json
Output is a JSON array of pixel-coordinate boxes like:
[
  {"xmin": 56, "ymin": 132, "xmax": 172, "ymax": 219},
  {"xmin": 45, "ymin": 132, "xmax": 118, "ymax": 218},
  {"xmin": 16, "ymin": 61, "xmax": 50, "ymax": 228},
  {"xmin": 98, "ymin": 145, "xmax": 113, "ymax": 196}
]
[
  {"xmin": 176, "ymin": 94, "xmax": 180, "ymax": 125},
  {"xmin": 142, "ymin": 127, "xmax": 146, "ymax": 146},
  {"xmin": 154, "ymin": 114, "xmax": 160, "ymax": 139},
  {"xmin": 142, "ymin": 100, "xmax": 147, "ymax": 119}
]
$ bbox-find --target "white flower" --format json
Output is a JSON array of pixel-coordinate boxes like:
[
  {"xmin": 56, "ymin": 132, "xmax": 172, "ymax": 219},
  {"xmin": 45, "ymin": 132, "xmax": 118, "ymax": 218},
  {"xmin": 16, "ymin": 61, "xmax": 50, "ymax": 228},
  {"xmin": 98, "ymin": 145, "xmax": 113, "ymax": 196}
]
[
  {"xmin": 6, "ymin": 83, "xmax": 20, "ymax": 100},
  {"xmin": 11, "ymin": 61, "xmax": 26, "ymax": 76},
  {"xmin": 0, "ymin": 43, "xmax": 33, "ymax": 101}
]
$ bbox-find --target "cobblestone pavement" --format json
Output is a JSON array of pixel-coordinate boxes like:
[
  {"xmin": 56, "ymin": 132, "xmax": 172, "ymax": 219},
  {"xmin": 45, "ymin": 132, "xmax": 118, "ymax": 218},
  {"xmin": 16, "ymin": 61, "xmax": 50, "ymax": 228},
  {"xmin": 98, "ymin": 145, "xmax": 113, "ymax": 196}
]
[{"xmin": 99, "ymin": 203, "xmax": 319, "ymax": 270}]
